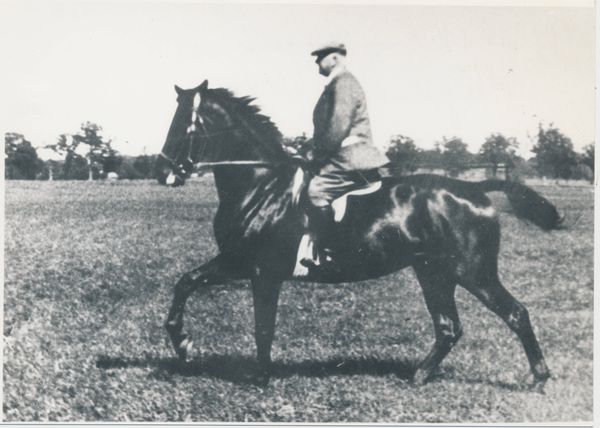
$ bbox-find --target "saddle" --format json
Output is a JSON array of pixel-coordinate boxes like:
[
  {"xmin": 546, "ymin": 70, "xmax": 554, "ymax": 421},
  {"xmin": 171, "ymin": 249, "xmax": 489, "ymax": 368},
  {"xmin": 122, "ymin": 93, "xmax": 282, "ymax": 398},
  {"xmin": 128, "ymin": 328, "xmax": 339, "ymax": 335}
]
[
  {"xmin": 331, "ymin": 180, "xmax": 382, "ymax": 221},
  {"xmin": 292, "ymin": 167, "xmax": 382, "ymax": 277}
]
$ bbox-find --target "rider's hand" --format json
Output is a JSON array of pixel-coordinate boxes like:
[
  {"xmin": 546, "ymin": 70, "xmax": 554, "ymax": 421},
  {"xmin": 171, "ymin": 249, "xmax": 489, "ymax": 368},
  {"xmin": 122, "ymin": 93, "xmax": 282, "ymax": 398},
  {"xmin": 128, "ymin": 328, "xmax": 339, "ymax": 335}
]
[{"xmin": 290, "ymin": 155, "xmax": 307, "ymax": 166}]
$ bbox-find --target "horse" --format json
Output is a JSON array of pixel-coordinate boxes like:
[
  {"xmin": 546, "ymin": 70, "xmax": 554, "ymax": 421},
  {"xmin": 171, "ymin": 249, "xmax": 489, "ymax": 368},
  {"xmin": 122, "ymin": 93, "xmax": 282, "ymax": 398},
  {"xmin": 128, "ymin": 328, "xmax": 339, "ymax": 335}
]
[{"xmin": 161, "ymin": 80, "xmax": 562, "ymax": 388}]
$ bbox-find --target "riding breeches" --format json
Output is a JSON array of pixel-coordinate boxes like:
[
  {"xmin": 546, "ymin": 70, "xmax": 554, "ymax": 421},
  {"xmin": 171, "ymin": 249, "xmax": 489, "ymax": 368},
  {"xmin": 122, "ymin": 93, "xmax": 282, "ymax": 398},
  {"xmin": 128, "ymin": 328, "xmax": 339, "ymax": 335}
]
[{"xmin": 308, "ymin": 162, "xmax": 375, "ymax": 207}]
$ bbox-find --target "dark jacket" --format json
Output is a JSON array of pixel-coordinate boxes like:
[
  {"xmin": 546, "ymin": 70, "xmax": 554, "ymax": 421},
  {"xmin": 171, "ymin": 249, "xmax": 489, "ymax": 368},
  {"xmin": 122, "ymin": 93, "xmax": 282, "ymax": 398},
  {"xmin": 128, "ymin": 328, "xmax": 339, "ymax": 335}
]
[{"xmin": 312, "ymin": 69, "xmax": 388, "ymax": 171}]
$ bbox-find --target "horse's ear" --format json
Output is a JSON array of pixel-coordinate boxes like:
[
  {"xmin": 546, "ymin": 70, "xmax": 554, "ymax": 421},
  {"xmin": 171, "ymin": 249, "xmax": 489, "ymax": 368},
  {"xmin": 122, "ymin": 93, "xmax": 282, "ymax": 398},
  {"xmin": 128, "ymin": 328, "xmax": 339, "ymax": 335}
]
[
  {"xmin": 175, "ymin": 85, "xmax": 184, "ymax": 95},
  {"xmin": 200, "ymin": 80, "xmax": 208, "ymax": 90}
]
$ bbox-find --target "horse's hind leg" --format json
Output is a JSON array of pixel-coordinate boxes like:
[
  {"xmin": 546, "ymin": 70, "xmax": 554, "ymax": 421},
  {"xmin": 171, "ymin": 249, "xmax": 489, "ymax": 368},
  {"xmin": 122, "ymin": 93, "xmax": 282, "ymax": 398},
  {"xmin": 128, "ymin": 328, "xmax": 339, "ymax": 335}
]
[
  {"xmin": 462, "ymin": 273, "xmax": 551, "ymax": 388},
  {"xmin": 412, "ymin": 260, "xmax": 463, "ymax": 385},
  {"xmin": 456, "ymin": 218, "xmax": 550, "ymax": 387},
  {"xmin": 165, "ymin": 256, "xmax": 229, "ymax": 361}
]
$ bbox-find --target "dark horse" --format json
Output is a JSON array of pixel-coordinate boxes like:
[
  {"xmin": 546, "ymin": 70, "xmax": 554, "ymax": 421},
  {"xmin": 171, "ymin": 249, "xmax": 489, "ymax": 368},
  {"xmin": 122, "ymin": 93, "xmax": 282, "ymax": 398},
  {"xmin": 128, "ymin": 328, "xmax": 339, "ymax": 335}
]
[{"xmin": 162, "ymin": 80, "xmax": 562, "ymax": 388}]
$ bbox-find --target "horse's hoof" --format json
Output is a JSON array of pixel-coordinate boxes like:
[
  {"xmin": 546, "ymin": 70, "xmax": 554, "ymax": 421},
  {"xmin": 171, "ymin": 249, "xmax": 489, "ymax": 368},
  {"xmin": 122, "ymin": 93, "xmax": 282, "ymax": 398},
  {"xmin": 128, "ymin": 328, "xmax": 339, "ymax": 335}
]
[
  {"xmin": 176, "ymin": 336, "xmax": 193, "ymax": 362},
  {"xmin": 253, "ymin": 372, "xmax": 270, "ymax": 388},
  {"xmin": 531, "ymin": 373, "xmax": 551, "ymax": 394},
  {"xmin": 411, "ymin": 368, "xmax": 431, "ymax": 386},
  {"xmin": 247, "ymin": 367, "xmax": 271, "ymax": 388},
  {"xmin": 532, "ymin": 381, "xmax": 546, "ymax": 394}
]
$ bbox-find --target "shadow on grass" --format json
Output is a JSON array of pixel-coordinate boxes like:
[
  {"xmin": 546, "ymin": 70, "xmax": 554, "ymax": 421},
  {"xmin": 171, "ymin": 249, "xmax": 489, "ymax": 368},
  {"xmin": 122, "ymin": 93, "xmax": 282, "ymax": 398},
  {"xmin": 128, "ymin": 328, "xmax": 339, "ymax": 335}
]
[
  {"xmin": 96, "ymin": 354, "xmax": 532, "ymax": 391},
  {"xmin": 96, "ymin": 353, "xmax": 416, "ymax": 385},
  {"xmin": 460, "ymin": 377, "xmax": 534, "ymax": 392}
]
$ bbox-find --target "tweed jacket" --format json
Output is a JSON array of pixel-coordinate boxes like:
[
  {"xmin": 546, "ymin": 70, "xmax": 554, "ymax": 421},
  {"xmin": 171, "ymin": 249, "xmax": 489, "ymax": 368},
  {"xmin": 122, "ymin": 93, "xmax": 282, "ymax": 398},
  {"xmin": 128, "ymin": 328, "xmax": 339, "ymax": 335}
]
[{"xmin": 312, "ymin": 69, "xmax": 388, "ymax": 171}]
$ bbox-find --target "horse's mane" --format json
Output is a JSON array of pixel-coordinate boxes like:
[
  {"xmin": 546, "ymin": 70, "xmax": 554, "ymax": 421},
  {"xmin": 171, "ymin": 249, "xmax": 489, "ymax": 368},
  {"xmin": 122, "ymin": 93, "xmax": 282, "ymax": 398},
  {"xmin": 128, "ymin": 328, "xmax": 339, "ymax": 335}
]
[
  {"xmin": 203, "ymin": 88, "xmax": 301, "ymax": 242},
  {"xmin": 207, "ymin": 88, "xmax": 287, "ymax": 160}
]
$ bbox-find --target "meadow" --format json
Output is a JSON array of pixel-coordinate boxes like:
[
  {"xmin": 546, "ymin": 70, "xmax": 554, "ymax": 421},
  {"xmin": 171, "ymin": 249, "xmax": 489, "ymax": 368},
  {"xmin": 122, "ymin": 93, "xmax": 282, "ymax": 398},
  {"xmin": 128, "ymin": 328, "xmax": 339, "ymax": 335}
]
[{"xmin": 3, "ymin": 177, "xmax": 593, "ymax": 423}]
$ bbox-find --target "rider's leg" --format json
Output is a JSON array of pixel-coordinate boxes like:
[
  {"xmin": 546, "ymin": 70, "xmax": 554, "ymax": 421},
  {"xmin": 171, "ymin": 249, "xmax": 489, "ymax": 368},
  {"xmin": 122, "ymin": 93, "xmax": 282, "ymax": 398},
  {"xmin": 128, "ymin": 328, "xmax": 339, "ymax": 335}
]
[
  {"xmin": 301, "ymin": 167, "xmax": 376, "ymax": 269},
  {"xmin": 300, "ymin": 201, "xmax": 336, "ymax": 268},
  {"xmin": 301, "ymin": 172, "xmax": 347, "ymax": 269}
]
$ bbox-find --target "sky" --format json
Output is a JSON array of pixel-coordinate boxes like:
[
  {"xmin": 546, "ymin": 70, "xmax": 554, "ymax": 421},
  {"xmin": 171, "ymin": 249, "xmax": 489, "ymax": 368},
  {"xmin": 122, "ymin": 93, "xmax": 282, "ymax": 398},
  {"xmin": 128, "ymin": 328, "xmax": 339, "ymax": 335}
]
[{"xmin": 1, "ymin": 1, "xmax": 595, "ymax": 160}]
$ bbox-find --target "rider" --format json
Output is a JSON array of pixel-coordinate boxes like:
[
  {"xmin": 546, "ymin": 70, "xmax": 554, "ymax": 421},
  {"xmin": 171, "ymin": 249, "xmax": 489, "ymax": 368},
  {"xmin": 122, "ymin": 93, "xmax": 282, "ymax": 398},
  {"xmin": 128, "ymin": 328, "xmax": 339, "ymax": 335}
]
[{"xmin": 301, "ymin": 41, "xmax": 388, "ymax": 271}]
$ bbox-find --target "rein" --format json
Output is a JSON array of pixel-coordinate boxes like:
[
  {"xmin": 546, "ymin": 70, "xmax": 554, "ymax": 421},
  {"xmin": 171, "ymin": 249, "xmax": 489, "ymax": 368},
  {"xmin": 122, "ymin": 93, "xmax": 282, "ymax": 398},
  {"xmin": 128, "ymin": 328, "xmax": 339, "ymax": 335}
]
[
  {"xmin": 194, "ymin": 160, "xmax": 277, "ymax": 167},
  {"xmin": 159, "ymin": 152, "xmax": 278, "ymax": 169}
]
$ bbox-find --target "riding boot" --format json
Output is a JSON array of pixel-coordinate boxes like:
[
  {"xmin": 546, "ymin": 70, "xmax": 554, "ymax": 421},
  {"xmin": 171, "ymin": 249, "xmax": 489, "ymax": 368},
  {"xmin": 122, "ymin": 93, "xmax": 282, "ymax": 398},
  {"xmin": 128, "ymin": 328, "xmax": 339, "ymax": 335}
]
[{"xmin": 300, "ymin": 204, "xmax": 336, "ymax": 270}]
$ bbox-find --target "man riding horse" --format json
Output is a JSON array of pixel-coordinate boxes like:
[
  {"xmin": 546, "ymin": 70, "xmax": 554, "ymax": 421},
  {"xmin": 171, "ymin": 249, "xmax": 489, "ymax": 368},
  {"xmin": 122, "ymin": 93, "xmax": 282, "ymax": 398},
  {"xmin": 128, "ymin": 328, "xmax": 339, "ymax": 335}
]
[
  {"xmin": 162, "ymin": 46, "xmax": 560, "ymax": 388},
  {"xmin": 301, "ymin": 41, "xmax": 388, "ymax": 271}
]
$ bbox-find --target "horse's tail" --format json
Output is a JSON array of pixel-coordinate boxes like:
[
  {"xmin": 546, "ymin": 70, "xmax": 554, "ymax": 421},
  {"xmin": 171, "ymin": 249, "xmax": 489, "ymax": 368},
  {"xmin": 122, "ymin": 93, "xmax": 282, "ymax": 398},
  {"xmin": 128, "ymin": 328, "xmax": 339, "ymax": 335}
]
[{"xmin": 477, "ymin": 180, "xmax": 564, "ymax": 230}]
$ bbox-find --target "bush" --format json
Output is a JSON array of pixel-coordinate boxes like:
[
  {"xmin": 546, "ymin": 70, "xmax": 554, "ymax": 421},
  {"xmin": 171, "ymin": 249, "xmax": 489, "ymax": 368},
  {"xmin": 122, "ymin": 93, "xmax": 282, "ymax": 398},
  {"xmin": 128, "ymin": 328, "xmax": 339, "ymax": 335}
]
[
  {"xmin": 117, "ymin": 158, "xmax": 143, "ymax": 179},
  {"xmin": 5, "ymin": 133, "xmax": 42, "ymax": 180},
  {"xmin": 571, "ymin": 164, "xmax": 593, "ymax": 182},
  {"xmin": 510, "ymin": 158, "xmax": 537, "ymax": 182},
  {"xmin": 59, "ymin": 154, "xmax": 101, "ymax": 180}
]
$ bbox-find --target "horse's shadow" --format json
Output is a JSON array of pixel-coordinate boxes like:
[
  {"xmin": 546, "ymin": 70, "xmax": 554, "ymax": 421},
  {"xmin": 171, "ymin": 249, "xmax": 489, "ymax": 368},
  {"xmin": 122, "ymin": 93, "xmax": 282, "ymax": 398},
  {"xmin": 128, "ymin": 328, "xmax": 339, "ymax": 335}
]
[
  {"xmin": 96, "ymin": 353, "xmax": 417, "ymax": 385},
  {"xmin": 96, "ymin": 353, "xmax": 532, "ymax": 391}
]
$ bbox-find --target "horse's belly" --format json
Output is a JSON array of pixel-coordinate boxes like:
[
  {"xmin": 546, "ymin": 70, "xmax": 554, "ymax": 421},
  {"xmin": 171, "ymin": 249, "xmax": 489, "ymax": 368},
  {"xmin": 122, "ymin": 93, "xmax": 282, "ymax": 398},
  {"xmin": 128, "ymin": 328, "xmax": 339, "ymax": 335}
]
[{"xmin": 311, "ymin": 224, "xmax": 413, "ymax": 283}]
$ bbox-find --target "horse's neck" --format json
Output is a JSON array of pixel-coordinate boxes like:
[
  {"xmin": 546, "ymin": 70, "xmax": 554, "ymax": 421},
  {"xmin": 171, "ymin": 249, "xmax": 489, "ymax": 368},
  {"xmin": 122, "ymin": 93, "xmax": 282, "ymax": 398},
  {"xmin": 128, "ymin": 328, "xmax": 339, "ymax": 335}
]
[
  {"xmin": 211, "ymin": 132, "xmax": 284, "ymax": 206},
  {"xmin": 207, "ymin": 125, "xmax": 298, "ymax": 253},
  {"xmin": 213, "ymin": 165, "xmax": 263, "ymax": 205},
  {"xmin": 212, "ymin": 155, "xmax": 279, "ymax": 210},
  {"xmin": 212, "ymin": 159, "xmax": 296, "ymax": 214},
  {"xmin": 206, "ymin": 100, "xmax": 290, "ymax": 209}
]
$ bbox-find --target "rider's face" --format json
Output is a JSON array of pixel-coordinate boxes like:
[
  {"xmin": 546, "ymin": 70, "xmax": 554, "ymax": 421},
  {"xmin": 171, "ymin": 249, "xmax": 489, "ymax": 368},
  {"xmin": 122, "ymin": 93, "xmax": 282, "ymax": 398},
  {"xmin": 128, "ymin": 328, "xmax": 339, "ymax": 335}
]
[{"xmin": 316, "ymin": 53, "xmax": 336, "ymax": 77}]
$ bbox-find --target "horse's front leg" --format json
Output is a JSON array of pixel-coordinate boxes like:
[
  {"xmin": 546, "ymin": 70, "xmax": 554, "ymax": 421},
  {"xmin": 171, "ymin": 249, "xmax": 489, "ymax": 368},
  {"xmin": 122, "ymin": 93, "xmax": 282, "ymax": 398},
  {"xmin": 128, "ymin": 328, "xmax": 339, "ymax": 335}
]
[
  {"xmin": 251, "ymin": 274, "xmax": 282, "ymax": 387},
  {"xmin": 165, "ymin": 256, "xmax": 229, "ymax": 361}
]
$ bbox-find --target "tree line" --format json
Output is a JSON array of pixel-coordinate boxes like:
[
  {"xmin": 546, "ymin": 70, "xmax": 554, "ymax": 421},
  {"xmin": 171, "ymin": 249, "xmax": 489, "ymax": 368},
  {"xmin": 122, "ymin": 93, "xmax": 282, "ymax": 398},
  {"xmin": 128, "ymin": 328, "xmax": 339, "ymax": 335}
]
[
  {"xmin": 5, "ymin": 121, "xmax": 594, "ymax": 182},
  {"xmin": 379, "ymin": 124, "xmax": 593, "ymax": 181},
  {"xmin": 5, "ymin": 122, "xmax": 164, "ymax": 181}
]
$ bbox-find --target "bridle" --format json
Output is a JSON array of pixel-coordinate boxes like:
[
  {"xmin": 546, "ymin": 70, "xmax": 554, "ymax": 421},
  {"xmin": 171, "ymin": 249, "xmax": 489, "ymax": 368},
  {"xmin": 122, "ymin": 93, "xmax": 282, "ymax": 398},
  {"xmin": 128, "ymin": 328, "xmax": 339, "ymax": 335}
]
[{"xmin": 160, "ymin": 91, "xmax": 276, "ymax": 175}]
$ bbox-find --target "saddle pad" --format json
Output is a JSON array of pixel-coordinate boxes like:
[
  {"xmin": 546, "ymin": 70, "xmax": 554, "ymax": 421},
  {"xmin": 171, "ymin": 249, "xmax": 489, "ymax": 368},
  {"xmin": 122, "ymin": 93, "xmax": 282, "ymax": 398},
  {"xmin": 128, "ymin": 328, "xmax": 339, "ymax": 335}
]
[
  {"xmin": 331, "ymin": 181, "xmax": 382, "ymax": 222},
  {"xmin": 292, "ymin": 234, "xmax": 314, "ymax": 278},
  {"xmin": 293, "ymin": 180, "xmax": 382, "ymax": 277}
]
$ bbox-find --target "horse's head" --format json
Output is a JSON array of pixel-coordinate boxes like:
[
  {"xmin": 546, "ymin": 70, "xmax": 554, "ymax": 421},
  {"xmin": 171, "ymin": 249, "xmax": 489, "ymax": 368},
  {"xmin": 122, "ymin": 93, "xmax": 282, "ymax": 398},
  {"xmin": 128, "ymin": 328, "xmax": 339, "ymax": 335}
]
[
  {"xmin": 159, "ymin": 80, "xmax": 286, "ymax": 186},
  {"xmin": 158, "ymin": 80, "xmax": 209, "ymax": 185}
]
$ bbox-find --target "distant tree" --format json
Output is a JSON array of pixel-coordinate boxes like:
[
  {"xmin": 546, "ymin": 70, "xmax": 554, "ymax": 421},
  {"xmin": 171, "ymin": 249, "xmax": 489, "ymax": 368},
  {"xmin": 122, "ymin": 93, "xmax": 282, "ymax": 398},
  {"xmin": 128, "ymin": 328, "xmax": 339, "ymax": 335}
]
[
  {"xmin": 62, "ymin": 150, "xmax": 92, "ymax": 180},
  {"xmin": 132, "ymin": 154, "xmax": 155, "ymax": 178},
  {"xmin": 116, "ymin": 154, "xmax": 159, "ymax": 179},
  {"xmin": 38, "ymin": 159, "xmax": 63, "ymax": 181},
  {"xmin": 46, "ymin": 134, "xmax": 85, "ymax": 180},
  {"xmin": 46, "ymin": 122, "xmax": 117, "ymax": 180},
  {"xmin": 510, "ymin": 157, "xmax": 537, "ymax": 182},
  {"xmin": 117, "ymin": 157, "xmax": 142, "ymax": 179},
  {"xmin": 478, "ymin": 133, "xmax": 518, "ymax": 177},
  {"xmin": 385, "ymin": 135, "xmax": 420, "ymax": 174},
  {"xmin": 581, "ymin": 142, "xmax": 594, "ymax": 174},
  {"xmin": 531, "ymin": 124, "xmax": 578, "ymax": 179},
  {"xmin": 415, "ymin": 145, "xmax": 443, "ymax": 169},
  {"xmin": 440, "ymin": 137, "xmax": 473, "ymax": 177},
  {"xmin": 103, "ymin": 153, "xmax": 122, "ymax": 175},
  {"xmin": 571, "ymin": 163, "xmax": 593, "ymax": 182},
  {"xmin": 73, "ymin": 122, "xmax": 118, "ymax": 179},
  {"xmin": 155, "ymin": 155, "xmax": 174, "ymax": 185},
  {"xmin": 5, "ymin": 133, "xmax": 42, "ymax": 180}
]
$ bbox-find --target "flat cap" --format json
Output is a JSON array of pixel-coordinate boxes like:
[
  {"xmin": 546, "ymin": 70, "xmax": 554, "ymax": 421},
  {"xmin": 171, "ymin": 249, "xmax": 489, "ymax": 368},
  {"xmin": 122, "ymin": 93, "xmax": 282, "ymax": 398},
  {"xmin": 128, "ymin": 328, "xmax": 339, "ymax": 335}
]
[{"xmin": 311, "ymin": 41, "xmax": 347, "ymax": 57}]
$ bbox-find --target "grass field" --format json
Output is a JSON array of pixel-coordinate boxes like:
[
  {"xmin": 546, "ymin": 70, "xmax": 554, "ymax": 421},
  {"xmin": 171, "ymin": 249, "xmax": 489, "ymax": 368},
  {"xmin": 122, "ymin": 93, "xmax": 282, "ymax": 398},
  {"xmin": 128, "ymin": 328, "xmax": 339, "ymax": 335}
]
[{"xmin": 3, "ymin": 177, "xmax": 593, "ymax": 423}]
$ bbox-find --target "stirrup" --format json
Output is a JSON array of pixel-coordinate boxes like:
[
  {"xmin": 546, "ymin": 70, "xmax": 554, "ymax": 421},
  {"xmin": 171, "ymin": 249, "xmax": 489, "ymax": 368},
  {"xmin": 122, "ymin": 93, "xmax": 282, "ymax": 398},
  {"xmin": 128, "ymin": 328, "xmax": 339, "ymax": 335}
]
[
  {"xmin": 299, "ymin": 249, "xmax": 334, "ymax": 270},
  {"xmin": 299, "ymin": 257, "xmax": 319, "ymax": 269}
]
